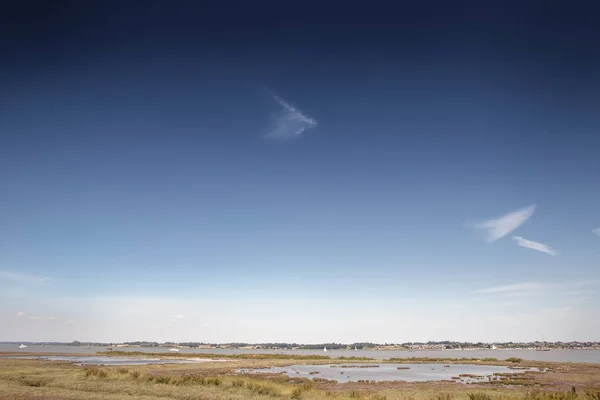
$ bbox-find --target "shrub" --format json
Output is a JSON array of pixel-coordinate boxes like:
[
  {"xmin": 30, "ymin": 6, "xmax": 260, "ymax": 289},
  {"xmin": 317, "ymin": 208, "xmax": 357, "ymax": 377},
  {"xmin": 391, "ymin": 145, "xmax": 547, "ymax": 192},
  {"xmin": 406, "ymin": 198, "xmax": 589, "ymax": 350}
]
[
  {"xmin": 205, "ymin": 377, "xmax": 222, "ymax": 386},
  {"xmin": 19, "ymin": 378, "xmax": 50, "ymax": 387},
  {"xmin": 246, "ymin": 382, "xmax": 278, "ymax": 396},
  {"xmin": 232, "ymin": 379, "xmax": 245, "ymax": 388},
  {"xmin": 506, "ymin": 357, "xmax": 523, "ymax": 363},
  {"xmin": 291, "ymin": 387, "xmax": 304, "ymax": 399},
  {"xmin": 585, "ymin": 391, "xmax": 600, "ymax": 400},
  {"xmin": 524, "ymin": 390, "xmax": 582, "ymax": 400},
  {"xmin": 83, "ymin": 367, "xmax": 108, "ymax": 378},
  {"xmin": 83, "ymin": 367, "xmax": 99, "ymax": 377},
  {"xmin": 153, "ymin": 376, "xmax": 172, "ymax": 384}
]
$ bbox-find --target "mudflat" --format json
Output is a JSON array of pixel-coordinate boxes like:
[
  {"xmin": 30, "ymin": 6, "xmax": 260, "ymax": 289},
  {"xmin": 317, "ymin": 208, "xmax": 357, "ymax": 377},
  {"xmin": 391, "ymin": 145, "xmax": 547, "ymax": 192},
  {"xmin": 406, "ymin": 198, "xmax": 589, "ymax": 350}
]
[{"xmin": 1, "ymin": 354, "xmax": 599, "ymax": 400}]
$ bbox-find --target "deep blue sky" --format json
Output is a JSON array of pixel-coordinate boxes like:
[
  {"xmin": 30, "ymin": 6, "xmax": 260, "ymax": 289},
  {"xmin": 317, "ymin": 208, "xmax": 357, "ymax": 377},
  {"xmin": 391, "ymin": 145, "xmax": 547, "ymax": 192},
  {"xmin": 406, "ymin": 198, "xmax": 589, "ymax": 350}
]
[{"xmin": 1, "ymin": 1, "xmax": 599, "ymax": 342}]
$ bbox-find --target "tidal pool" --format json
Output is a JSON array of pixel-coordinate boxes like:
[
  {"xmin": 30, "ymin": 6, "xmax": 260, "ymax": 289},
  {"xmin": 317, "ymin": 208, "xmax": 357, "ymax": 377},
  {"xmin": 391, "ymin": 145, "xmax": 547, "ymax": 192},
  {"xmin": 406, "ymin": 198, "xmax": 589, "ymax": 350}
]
[{"xmin": 240, "ymin": 363, "xmax": 539, "ymax": 383}]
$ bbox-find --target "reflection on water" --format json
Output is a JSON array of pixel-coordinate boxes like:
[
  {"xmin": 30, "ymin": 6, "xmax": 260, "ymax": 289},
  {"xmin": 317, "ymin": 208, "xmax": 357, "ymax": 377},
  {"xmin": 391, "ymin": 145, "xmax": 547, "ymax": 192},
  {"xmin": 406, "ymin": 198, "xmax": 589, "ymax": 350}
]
[
  {"xmin": 1, "ymin": 345, "xmax": 600, "ymax": 363},
  {"xmin": 240, "ymin": 363, "xmax": 538, "ymax": 383}
]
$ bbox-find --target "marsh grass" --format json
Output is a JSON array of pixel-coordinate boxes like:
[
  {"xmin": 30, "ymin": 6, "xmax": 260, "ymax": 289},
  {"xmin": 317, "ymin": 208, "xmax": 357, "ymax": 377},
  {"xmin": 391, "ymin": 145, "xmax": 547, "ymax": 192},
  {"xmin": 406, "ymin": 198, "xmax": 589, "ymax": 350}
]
[
  {"xmin": 436, "ymin": 394, "xmax": 455, "ymax": 400},
  {"xmin": 83, "ymin": 367, "xmax": 108, "ymax": 378},
  {"xmin": 467, "ymin": 394, "xmax": 493, "ymax": 400},
  {"xmin": 522, "ymin": 389, "xmax": 600, "ymax": 400},
  {"xmin": 16, "ymin": 376, "xmax": 51, "ymax": 387},
  {"xmin": 1, "ymin": 358, "xmax": 600, "ymax": 400}
]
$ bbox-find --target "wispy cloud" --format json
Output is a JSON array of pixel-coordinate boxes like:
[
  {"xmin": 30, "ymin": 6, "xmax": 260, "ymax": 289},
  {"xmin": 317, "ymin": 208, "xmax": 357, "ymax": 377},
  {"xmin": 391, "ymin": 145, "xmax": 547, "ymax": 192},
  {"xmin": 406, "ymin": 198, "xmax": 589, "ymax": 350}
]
[
  {"xmin": 472, "ymin": 282, "xmax": 543, "ymax": 294},
  {"xmin": 266, "ymin": 94, "xmax": 317, "ymax": 140},
  {"xmin": 172, "ymin": 314, "xmax": 185, "ymax": 319},
  {"xmin": 513, "ymin": 236, "xmax": 558, "ymax": 256},
  {"xmin": 0, "ymin": 270, "xmax": 51, "ymax": 286},
  {"xmin": 593, "ymin": 228, "xmax": 600, "ymax": 237},
  {"xmin": 16, "ymin": 311, "xmax": 25, "ymax": 317},
  {"xmin": 471, "ymin": 204, "xmax": 536, "ymax": 242},
  {"xmin": 28, "ymin": 316, "xmax": 55, "ymax": 321},
  {"xmin": 169, "ymin": 314, "xmax": 186, "ymax": 322},
  {"xmin": 472, "ymin": 280, "xmax": 597, "ymax": 296}
]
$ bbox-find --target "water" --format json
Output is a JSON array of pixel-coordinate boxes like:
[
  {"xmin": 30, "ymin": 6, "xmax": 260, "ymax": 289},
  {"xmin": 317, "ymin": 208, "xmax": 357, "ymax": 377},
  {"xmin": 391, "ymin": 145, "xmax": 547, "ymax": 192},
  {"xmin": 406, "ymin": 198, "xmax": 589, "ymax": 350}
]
[
  {"xmin": 2, "ymin": 344, "xmax": 599, "ymax": 363},
  {"xmin": 0, "ymin": 355, "xmax": 225, "ymax": 366},
  {"xmin": 241, "ymin": 363, "xmax": 538, "ymax": 383}
]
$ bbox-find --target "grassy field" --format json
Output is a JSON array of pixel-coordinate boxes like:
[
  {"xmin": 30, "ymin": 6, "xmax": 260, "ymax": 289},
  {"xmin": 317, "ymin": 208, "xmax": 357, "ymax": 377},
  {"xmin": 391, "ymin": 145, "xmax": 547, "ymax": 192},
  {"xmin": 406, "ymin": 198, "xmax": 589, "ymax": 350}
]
[{"xmin": 1, "ymin": 355, "xmax": 599, "ymax": 400}]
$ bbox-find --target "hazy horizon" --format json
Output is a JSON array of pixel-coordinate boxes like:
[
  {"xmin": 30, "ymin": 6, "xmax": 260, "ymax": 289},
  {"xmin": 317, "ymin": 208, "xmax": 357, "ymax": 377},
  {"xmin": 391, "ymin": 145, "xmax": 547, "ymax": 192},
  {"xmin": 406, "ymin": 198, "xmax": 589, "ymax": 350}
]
[{"xmin": 1, "ymin": 1, "xmax": 599, "ymax": 343}]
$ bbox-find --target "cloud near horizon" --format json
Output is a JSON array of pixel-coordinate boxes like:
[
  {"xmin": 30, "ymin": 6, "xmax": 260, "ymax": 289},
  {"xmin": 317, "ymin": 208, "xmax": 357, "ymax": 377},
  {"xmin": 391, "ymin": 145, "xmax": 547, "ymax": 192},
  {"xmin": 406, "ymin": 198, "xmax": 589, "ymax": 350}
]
[
  {"xmin": 513, "ymin": 236, "xmax": 558, "ymax": 256},
  {"xmin": 471, "ymin": 204, "xmax": 536, "ymax": 242},
  {"xmin": 472, "ymin": 280, "xmax": 597, "ymax": 296},
  {"xmin": 471, "ymin": 282, "xmax": 544, "ymax": 294},
  {"xmin": 265, "ymin": 94, "xmax": 317, "ymax": 140},
  {"xmin": 2, "ymin": 291, "xmax": 599, "ymax": 342},
  {"xmin": 28, "ymin": 316, "xmax": 56, "ymax": 321}
]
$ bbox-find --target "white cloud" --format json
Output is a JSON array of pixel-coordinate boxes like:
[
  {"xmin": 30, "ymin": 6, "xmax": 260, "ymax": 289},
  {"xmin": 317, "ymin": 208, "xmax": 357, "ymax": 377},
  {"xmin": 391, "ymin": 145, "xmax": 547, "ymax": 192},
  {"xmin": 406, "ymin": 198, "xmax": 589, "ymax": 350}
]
[
  {"xmin": 472, "ymin": 280, "xmax": 597, "ymax": 296},
  {"xmin": 266, "ymin": 94, "xmax": 317, "ymax": 140},
  {"xmin": 593, "ymin": 228, "xmax": 600, "ymax": 237},
  {"xmin": 28, "ymin": 316, "xmax": 55, "ymax": 321},
  {"xmin": 0, "ymin": 270, "xmax": 51, "ymax": 286},
  {"xmin": 169, "ymin": 314, "xmax": 186, "ymax": 322},
  {"xmin": 16, "ymin": 311, "xmax": 25, "ymax": 317},
  {"xmin": 513, "ymin": 236, "xmax": 558, "ymax": 256},
  {"xmin": 472, "ymin": 282, "xmax": 543, "ymax": 294},
  {"xmin": 471, "ymin": 204, "xmax": 536, "ymax": 242}
]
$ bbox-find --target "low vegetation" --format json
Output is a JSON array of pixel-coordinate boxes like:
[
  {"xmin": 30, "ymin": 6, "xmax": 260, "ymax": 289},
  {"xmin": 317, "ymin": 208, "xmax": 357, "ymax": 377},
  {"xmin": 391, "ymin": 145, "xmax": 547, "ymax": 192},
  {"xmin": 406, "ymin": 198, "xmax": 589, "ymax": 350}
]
[{"xmin": 0, "ymin": 357, "xmax": 599, "ymax": 400}]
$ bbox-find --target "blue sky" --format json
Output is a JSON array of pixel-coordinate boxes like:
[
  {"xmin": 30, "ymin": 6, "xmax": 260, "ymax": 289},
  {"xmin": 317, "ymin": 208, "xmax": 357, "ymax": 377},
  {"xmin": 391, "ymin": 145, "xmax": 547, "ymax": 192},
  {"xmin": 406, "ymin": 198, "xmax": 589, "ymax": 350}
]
[{"xmin": 1, "ymin": 1, "xmax": 599, "ymax": 342}]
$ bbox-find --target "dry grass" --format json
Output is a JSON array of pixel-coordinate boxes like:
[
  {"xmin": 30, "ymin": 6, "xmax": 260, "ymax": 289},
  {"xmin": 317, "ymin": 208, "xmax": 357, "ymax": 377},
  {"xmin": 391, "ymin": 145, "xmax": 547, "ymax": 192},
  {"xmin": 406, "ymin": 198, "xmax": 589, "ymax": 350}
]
[{"xmin": 0, "ymin": 358, "xmax": 599, "ymax": 400}]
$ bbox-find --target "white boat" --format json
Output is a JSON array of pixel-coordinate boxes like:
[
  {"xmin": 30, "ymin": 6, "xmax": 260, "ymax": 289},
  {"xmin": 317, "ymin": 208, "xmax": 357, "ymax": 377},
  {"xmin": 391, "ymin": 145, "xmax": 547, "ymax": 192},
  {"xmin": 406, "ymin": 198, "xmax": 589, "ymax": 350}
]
[
  {"xmin": 169, "ymin": 348, "xmax": 180, "ymax": 352},
  {"xmin": 354, "ymin": 346, "xmax": 358, "ymax": 352},
  {"xmin": 537, "ymin": 335, "xmax": 551, "ymax": 351},
  {"xmin": 323, "ymin": 347, "xmax": 327, "ymax": 352},
  {"xmin": 19, "ymin": 344, "xmax": 27, "ymax": 349}
]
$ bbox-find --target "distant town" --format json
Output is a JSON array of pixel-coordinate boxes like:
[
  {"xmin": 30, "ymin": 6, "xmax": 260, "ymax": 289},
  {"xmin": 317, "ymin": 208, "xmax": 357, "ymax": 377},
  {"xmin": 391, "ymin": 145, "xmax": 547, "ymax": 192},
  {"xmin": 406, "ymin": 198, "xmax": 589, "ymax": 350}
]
[{"xmin": 4, "ymin": 341, "xmax": 600, "ymax": 350}]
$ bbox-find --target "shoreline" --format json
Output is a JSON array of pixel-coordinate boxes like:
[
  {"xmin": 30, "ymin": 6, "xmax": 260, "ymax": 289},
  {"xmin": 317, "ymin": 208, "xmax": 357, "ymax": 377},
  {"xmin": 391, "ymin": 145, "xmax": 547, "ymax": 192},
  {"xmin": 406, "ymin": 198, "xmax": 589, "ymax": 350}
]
[{"xmin": 1, "ymin": 355, "xmax": 599, "ymax": 399}]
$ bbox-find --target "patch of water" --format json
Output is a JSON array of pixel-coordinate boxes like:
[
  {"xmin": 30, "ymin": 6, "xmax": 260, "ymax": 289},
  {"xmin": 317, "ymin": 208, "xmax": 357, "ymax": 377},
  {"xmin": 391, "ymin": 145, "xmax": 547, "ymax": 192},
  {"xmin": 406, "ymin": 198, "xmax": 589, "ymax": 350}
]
[
  {"xmin": 240, "ymin": 363, "xmax": 538, "ymax": 383},
  {"xmin": 2, "ymin": 345, "xmax": 600, "ymax": 363},
  {"xmin": 0, "ymin": 355, "xmax": 225, "ymax": 366}
]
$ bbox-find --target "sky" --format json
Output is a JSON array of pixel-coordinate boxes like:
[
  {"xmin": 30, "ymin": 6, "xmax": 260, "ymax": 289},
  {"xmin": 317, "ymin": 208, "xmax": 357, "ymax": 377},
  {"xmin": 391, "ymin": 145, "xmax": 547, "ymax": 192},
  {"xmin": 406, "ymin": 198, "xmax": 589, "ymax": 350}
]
[{"xmin": 1, "ymin": 1, "xmax": 599, "ymax": 343}]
